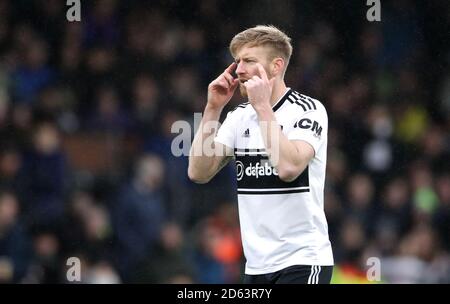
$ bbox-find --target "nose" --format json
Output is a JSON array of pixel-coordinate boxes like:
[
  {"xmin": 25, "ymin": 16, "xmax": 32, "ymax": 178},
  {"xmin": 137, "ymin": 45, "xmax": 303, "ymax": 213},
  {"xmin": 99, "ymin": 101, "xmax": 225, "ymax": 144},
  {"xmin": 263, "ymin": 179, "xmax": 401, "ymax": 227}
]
[{"xmin": 235, "ymin": 61, "xmax": 245, "ymax": 76}]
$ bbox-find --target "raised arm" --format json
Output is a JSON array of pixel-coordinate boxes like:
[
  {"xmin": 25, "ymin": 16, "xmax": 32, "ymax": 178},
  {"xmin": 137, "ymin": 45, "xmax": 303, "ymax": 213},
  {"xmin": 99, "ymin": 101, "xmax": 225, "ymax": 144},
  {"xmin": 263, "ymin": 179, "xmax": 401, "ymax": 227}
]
[
  {"xmin": 188, "ymin": 63, "xmax": 238, "ymax": 184},
  {"xmin": 243, "ymin": 63, "xmax": 315, "ymax": 182}
]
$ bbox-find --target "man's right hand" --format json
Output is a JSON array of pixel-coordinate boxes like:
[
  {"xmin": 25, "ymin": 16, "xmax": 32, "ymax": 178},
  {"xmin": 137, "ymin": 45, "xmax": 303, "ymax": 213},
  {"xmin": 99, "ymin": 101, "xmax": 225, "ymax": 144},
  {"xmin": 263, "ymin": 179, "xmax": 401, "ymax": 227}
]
[{"xmin": 207, "ymin": 62, "xmax": 239, "ymax": 110}]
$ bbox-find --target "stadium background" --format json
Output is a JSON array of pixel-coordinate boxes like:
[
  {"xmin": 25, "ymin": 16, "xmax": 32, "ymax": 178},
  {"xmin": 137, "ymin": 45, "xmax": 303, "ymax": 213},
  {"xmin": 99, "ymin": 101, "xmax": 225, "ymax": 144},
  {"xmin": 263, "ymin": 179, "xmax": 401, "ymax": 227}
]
[{"xmin": 0, "ymin": 0, "xmax": 449, "ymax": 283}]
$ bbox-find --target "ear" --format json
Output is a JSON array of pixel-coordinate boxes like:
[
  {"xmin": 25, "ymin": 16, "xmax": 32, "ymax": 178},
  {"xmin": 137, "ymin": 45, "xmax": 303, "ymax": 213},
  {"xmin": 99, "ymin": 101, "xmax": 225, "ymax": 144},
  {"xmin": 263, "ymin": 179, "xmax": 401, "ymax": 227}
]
[{"xmin": 271, "ymin": 58, "xmax": 285, "ymax": 77}]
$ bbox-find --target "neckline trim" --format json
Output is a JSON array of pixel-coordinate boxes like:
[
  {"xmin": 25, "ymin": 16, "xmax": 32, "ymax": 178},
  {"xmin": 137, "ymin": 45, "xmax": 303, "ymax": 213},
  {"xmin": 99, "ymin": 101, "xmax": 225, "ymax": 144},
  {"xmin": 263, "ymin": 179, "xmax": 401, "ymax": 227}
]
[{"xmin": 272, "ymin": 88, "xmax": 291, "ymax": 112}]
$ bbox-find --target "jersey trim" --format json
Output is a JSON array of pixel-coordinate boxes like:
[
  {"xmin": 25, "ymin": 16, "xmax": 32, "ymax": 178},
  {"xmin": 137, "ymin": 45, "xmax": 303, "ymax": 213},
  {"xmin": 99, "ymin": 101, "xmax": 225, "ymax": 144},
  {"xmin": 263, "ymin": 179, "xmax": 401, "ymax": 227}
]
[
  {"xmin": 292, "ymin": 91, "xmax": 317, "ymax": 110},
  {"xmin": 237, "ymin": 187, "xmax": 310, "ymax": 195},
  {"xmin": 272, "ymin": 88, "xmax": 292, "ymax": 112},
  {"xmin": 287, "ymin": 90, "xmax": 318, "ymax": 112},
  {"xmin": 230, "ymin": 102, "xmax": 250, "ymax": 113}
]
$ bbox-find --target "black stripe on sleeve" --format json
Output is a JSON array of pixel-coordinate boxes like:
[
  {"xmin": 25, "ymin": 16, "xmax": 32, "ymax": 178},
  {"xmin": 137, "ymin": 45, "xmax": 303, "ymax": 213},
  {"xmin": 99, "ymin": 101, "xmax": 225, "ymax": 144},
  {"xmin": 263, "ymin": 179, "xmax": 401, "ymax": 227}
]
[
  {"xmin": 288, "ymin": 95, "xmax": 307, "ymax": 111},
  {"xmin": 292, "ymin": 92, "xmax": 313, "ymax": 110},
  {"xmin": 301, "ymin": 94, "xmax": 317, "ymax": 110}
]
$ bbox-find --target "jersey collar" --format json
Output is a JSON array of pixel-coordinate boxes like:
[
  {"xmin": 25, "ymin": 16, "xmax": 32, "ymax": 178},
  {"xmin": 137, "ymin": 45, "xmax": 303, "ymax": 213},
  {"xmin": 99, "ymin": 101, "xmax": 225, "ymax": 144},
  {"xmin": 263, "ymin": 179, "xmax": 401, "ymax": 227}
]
[{"xmin": 272, "ymin": 88, "xmax": 291, "ymax": 112}]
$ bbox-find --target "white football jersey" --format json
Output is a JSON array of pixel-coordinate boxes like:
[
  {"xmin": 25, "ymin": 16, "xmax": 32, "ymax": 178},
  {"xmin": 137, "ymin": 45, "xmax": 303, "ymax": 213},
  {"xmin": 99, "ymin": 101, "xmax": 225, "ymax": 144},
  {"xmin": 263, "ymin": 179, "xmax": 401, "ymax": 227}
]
[{"xmin": 215, "ymin": 88, "xmax": 334, "ymax": 275}]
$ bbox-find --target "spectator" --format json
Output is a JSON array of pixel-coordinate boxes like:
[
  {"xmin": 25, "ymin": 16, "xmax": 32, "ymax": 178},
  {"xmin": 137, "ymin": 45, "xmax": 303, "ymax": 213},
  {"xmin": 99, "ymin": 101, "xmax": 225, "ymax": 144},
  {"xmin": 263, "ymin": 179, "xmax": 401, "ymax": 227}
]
[
  {"xmin": 0, "ymin": 190, "xmax": 31, "ymax": 283},
  {"xmin": 130, "ymin": 74, "xmax": 161, "ymax": 138},
  {"xmin": 0, "ymin": 146, "xmax": 22, "ymax": 193},
  {"xmin": 374, "ymin": 177, "xmax": 412, "ymax": 255},
  {"xmin": 344, "ymin": 173, "xmax": 376, "ymax": 234},
  {"xmin": 86, "ymin": 85, "xmax": 130, "ymax": 134},
  {"xmin": 22, "ymin": 228, "xmax": 62, "ymax": 283},
  {"xmin": 131, "ymin": 222, "xmax": 194, "ymax": 283},
  {"xmin": 19, "ymin": 120, "xmax": 68, "ymax": 229},
  {"xmin": 11, "ymin": 37, "xmax": 55, "ymax": 104},
  {"xmin": 112, "ymin": 154, "xmax": 168, "ymax": 280}
]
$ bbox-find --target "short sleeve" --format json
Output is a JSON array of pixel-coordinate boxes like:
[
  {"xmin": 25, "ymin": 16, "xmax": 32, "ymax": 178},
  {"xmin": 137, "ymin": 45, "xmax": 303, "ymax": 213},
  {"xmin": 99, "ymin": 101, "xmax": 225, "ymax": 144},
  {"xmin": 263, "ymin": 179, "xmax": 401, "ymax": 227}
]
[
  {"xmin": 287, "ymin": 108, "xmax": 328, "ymax": 154},
  {"xmin": 214, "ymin": 111, "xmax": 236, "ymax": 149}
]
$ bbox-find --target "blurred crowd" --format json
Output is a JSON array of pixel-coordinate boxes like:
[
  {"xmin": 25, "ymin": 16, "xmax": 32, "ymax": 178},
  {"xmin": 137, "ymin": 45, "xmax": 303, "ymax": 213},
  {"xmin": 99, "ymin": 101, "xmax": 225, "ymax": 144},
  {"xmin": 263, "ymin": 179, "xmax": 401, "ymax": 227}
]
[{"xmin": 0, "ymin": 0, "xmax": 449, "ymax": 283}]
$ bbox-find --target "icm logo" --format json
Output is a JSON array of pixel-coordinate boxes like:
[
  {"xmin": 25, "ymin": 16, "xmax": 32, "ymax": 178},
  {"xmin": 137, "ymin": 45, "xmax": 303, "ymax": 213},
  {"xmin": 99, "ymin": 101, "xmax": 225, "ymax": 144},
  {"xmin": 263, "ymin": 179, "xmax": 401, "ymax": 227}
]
[
  {"xmin": 294, "ymin": 118, "xmax": 322, "ymax": 137},
  {"xmin": 236, "ymin": 161, "xmax": 245, "ymax": 181}
]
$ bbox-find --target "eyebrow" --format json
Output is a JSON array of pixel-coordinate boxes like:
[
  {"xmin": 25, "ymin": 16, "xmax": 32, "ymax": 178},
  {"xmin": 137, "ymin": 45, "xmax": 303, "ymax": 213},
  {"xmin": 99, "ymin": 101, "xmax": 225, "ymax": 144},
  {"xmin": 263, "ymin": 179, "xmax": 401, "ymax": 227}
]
[{"xmin": 235, "ymin": 56, "xmax": 257, "ymax": 63}]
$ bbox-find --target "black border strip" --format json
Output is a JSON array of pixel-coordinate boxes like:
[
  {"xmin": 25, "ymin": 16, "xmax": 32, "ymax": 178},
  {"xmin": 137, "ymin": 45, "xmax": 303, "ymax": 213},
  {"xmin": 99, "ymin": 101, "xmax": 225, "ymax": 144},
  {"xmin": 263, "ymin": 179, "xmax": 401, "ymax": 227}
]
[
  {"xmin": 272, "ymin": 89, "xmax": 292, "ymax": 112},
  {"xmin": 234, "ymin": 148, "xmax": 266, "ymax": 153},
  {"xmin": 237, "ymin": 188, "xmax": 310, "ymax": 195}
]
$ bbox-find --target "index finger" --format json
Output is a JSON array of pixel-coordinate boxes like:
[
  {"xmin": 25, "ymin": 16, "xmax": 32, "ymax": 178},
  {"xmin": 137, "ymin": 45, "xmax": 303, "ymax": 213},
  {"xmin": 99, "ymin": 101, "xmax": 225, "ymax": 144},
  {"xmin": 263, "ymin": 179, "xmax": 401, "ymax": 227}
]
[
  {"xmin": 256, "ymin": 63, "xmax": 268, "ymax": 81},
  {"xmin": 225, "ymin": 62, "xmax": 237, "ymax": 74}
]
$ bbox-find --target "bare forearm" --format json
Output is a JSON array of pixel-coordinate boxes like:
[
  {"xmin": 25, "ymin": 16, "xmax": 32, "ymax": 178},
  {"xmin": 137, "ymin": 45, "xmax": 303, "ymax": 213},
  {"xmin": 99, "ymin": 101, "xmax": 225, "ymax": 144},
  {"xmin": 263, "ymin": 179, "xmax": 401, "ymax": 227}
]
[
  {"xmin": 188, "ymin": 105, "xmax": 223, "ymax": 182},
  {"xmin": 256, "ymin": 106, "xmax": 307, "ymax": 181}
]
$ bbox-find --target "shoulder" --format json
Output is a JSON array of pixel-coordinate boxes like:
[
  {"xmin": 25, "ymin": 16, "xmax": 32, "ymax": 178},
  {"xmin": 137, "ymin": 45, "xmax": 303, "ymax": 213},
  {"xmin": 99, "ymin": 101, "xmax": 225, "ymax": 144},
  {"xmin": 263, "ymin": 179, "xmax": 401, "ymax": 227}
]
[
  {"xmin": 282, "ymin": 91, "xmax": 328, "ymax": 133},
  {"xmin": 229, "ymin": 101, "xmax": 250, "ymax": 114},
  {"xmin": 286, "ymin": 90, "xmax": 326, "ymax": 112},
  {"xmin": 218, "ymin": 102, "xmax": 250, "ymax": 128},
  {"xmin": 223, "ymin": 101, "xmax": 251, "ymax": 122},
  {"xmin": 284, "ymin": 90, "xmax": 327, "ymax": 118}
]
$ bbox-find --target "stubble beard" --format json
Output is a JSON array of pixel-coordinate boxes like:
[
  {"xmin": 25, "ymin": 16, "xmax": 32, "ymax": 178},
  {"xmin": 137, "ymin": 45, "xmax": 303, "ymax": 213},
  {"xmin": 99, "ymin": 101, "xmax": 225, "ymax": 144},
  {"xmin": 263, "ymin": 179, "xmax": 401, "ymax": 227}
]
[
  {"xmin": 239, "ymin": 69, "xmax": 274, "ymax": 98},
  {"xmin": 239, "ymin": 83, "xmax": 247, "ymax": 97}
]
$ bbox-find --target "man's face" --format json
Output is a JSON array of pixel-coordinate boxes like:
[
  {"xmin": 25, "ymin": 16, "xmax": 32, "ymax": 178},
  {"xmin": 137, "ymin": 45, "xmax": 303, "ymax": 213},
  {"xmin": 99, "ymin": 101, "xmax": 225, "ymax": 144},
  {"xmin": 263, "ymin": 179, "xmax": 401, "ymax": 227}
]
[{"xmin": 234, "ymin": 45, "xmax": 274, "ymax": 97}]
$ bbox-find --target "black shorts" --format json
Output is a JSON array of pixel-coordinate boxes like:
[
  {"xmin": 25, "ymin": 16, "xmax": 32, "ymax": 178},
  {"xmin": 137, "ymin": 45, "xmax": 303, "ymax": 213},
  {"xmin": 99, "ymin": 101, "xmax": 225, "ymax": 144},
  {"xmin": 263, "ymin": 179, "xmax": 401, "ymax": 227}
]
[{"xmin": 244, "ymin": 265, "xmax": 333, "ymax": 284}]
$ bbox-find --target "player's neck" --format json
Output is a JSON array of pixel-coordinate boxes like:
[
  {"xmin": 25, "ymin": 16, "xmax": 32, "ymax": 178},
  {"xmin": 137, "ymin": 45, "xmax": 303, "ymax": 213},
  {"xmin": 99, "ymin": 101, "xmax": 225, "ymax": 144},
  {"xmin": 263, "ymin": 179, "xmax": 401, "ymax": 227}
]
[{"xmin": 270, "ymin": 82, "xmax": 288, "ymax": 107}]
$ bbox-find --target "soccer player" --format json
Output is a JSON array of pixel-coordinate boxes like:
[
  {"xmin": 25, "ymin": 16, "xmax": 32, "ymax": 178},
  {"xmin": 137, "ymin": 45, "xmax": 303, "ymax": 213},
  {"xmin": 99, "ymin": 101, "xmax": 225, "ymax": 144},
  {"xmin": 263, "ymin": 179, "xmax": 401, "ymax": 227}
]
[{"xmin": 188, "ymin": 25, "xmax": 333, "ymax": 284}]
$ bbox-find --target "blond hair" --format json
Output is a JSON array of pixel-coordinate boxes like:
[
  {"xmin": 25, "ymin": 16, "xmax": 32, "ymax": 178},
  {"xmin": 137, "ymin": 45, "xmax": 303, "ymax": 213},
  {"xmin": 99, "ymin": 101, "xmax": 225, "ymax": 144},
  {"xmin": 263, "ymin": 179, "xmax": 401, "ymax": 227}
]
[{"xmin": 229, "ymin": 25, "xmax": 292, "ymax": 67}]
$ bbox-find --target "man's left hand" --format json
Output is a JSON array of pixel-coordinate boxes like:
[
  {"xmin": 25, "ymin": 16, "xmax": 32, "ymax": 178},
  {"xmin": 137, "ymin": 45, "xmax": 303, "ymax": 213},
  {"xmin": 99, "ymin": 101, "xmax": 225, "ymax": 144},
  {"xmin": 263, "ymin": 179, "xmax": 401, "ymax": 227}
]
[{"xmin": 244, "ymin": 63, "xmax": 275, "ymax": 111}]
